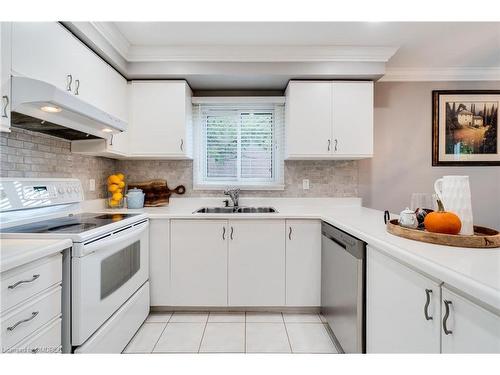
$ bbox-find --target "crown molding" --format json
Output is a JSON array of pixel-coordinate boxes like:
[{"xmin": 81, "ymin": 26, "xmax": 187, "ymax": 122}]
[
  {"xmin": 380, "ymin": 67, "xmax": 500, "ymax": 82},
  {"xmin": 126, "ymin": 45, "xmax": 398, "ymax": 63},
  {"xmin": 89, "ymin": 22, "xmax": 131, "ymax": 60}
]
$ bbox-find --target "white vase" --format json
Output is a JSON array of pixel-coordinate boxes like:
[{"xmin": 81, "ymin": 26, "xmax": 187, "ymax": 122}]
[{"xmin": 434, "ymin": 176, "xmax": 474, "ymax": 235}]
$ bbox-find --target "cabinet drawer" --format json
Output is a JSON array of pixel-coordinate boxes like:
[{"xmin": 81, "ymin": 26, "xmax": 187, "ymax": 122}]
[
  {"xmin": 6, "ymin": 317, "xmax": 61, "ymax": 354},
  {"xmin": 1, "ymin": 254, "xmax": 62, "ymax": 312},
  {"xmin": 1, "ymin": 286, "xmax": 61, "ymax": 351}
]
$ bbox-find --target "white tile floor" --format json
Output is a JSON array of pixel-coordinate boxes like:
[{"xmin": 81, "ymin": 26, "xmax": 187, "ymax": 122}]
[{"xmin": 124, "ymin": 312, "xmax": 337, "ymax": 354}]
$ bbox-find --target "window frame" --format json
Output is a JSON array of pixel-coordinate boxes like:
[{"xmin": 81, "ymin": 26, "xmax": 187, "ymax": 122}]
[{"xmin": 193, "ymin": 100, "xmax": 285, "ymax": 190}]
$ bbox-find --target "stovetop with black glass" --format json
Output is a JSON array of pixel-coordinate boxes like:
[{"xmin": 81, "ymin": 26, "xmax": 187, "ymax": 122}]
[{"xmin": 2, "ymin": 213, "xmax": 140, "ymax": 234}]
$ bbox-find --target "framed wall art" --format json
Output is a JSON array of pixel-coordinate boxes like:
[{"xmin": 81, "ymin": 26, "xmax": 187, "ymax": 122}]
[{"xmin": 432, "ymin": 90, "xmax": 500, "ymax": 166}]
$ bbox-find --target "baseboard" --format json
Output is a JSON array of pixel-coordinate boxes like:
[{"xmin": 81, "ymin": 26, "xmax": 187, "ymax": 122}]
[{"xmin": 150, "ymin": 306, "xmax": 321, "ymax": 313}]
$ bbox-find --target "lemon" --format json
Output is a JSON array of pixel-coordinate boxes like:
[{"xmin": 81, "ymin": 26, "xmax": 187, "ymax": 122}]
[
  {"xmin": 118, "ymin": 181, "xmax": 125, "ymax": 188},
  {"xmin": 108, "ymin": 175, "xmax": 120, "ymax": 184},
  {"xmin": 116, "ymin": 173, "xmax": 125, "ymax": 181},
  {"xmin": 108, "ymin": 184, "xmax": 119, "ymax": 193},
  {"xmin": 108, "ymin": 199, "xmax": 119, "ymax": 207},
  {"xmin": 112, "ymin": 192, "xmax": 123, "ymax": 201}
]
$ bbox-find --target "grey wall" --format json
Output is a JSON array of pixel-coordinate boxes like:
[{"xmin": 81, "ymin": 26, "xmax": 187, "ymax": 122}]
[{"xmin": 359, "ymin": 81, "xmax": 500, "ymax": 229}]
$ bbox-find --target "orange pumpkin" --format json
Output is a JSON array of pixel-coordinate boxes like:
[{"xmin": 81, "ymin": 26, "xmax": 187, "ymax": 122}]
[{"xmin": 424, "ymin": 200, "xmax": 462, "ymax": 235}]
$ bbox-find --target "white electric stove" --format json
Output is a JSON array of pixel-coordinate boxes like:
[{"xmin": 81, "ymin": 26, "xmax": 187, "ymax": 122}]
[{"xmin": 0, "ymin": 178, "xmax": 150, "ymax": 353}]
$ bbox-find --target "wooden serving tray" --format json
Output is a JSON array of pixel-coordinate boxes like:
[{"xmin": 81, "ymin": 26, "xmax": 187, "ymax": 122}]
[{"xmin": 386, "ymin": 219, "xmax": 500, "ymax": 248}]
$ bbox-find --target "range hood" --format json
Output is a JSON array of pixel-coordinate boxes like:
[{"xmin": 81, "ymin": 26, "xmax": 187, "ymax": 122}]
[{"xmin": 10, "ymin": 76, "xmax": 127, "ymax": 140}]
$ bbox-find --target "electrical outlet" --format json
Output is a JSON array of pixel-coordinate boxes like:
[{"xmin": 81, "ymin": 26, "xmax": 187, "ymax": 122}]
[
  {"xmin": 302, "ymin": 179, "xmax": 310, "ymax": 190},
  {"xmin": 89, "ymin": 179, "xmax": 96, "ymax": 192}
]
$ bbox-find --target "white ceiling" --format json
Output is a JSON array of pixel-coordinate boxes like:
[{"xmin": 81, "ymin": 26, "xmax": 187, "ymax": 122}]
[{"xmin": 113, "ymin": 22, "xmax": 500, "ymax": 68}]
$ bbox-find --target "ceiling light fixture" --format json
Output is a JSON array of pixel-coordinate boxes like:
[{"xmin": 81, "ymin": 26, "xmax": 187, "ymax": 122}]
[{"xmin": 102, "ymin": 128, "xmax": 113, "ymax": 133}]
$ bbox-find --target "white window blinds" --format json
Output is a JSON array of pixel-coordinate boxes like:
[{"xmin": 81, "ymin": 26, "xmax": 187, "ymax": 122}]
[{"xmin": 193, "ymin": 101, "xmax": 284, "ymax": 189}]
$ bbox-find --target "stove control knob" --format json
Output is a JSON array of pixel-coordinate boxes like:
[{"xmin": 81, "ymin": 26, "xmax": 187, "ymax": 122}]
[
  {"xmin": 58, "ymin": 187, "xmax": 65, "ymax": 194},
  {"xmin": 66, "ymin": 187, "xmax": 72, "ymax": 193},
  {"xmin": 73, "ymin": 186, "xmax": 79, "ymax": 193}
]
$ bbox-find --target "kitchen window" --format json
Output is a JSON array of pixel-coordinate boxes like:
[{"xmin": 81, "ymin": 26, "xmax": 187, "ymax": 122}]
[{"xmin": 193, "ymin": 98, "xmax": 285, "ymax": 189}]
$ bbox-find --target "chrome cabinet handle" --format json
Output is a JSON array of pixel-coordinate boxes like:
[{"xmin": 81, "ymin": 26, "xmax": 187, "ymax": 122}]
[
  {"xmin": 222, "ymin": 226, "xmax": 226, "ymax": 240},
  {"xmin": 443, "ymin": 300, "xmax": 453, "ymax": 335},
  {"xmin": 31, "ymin": 348, "xmax": 40, "ymax": 354},
  {"xmin": 8, "ymin": 274, "xmax": 40, "ymax": 289},
  {"xmin": 180, "ymin": 138, "xmax": 184, "ymax": 151},
  {"xmin": 424, "ymin": 289, "xmax": 433, "ymax": 320},
  {"xmin": 288, "ymin": 226, "xmax": 292, "ymax": 240},
  {"xmin": 230, "ymin": 226, "xmax": 234, "ymax": 240},
  {"xmin": 2, "ymin": 95, "xmax": 9, "ymax": 118},
  {"xmin": 334, "ymin": 139, "xmax": 338, "ymax": 152},
  {"xmin": 74, "ymin": 79, "xmax": 80, "ymax": 95},
  {"xmin": 7, "ymin": 311, "xmax": 39, "ymax": 331},
  {"xmin": 66, "ymin": 74, "xmax": 73, "ymax": 91},
  {"xmin": 327, "ymin": 139, "xmax": 331, "ymax": 151}
]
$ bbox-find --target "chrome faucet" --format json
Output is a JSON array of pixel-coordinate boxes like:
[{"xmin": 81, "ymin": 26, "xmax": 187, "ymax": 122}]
[{"xmin": 224, "ymin": 188, "xmax": 240, "ymax": 207}]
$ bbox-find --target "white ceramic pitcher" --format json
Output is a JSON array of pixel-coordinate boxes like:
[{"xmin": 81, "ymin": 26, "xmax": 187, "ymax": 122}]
[{"xmin": 434, "ymin": 176, "xmax": 474, "ymax": 235}]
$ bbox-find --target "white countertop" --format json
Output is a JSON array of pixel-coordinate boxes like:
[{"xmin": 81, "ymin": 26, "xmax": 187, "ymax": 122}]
[
  {"xmin": 0, "ymin": 238, "xmax": 72, "ymax": 273},
  {"xmin": 84, "ymin": 197, "xmax": 500, "ymax": 312}
]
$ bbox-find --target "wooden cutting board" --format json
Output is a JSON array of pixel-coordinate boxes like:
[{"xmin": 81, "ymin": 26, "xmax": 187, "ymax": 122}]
[
  {"xmin": 386, "ymin": 219, "xmax": 500, "ymax": 248},
  {"xmin": 128, "ymin": 179, "xmax": 186, "ymax": 207}
]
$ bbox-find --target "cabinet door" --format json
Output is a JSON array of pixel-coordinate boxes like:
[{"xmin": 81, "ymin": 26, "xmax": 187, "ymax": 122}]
[
  {"xmin": 170, "ymin": 220, "xmax": 228, "ymax": 306},
  {"xmin": 441, "ymin": 287, "xmax": 500, "ymax": 353},
  {"xmin": 366, "ymin": 247, "xmax": 441, "ymax": 353},
  {"xmin": 149, "ymin": 219, "xmax": 170, "ymax": 306},
  {"xmin": 129, "ymin": 81, "xmax": 192, "ymax": 157},
  {"xmin": 285, "ymin": 81, "xmax": 333, "ymax": 158},
  {"xmin": 75, "ymin": 50, "xmax": 128, "ymax": 122},
  {"xmin": 332, "ymin": 82, "xmax": 373, "ymax": 156},
  {"xmin": 228, "ymin": 220, "xmax": 285, "ymax": 306},
  {"xmin": 285, "ymin": 220, "xmax": 321, "ymax": 306},
  {"xmin": 12, "ymin": 22, "xmax": 80, "ymax": 92},
  {"xmin": 1, "ymin": 22, "xmax": 11, "ymax": 132}
]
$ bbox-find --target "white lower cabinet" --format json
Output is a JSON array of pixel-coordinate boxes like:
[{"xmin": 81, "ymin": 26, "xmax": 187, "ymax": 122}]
[
  {"xmin": 285, "ymin": 220, "xmax": 321, "ymax": 306},
  {"xmin": 149, "ymin": 219, "xmax": 171, "ymax": 306},
  {"xmin": 441, "ymin": 287, "xmax": 500, "ymax": 353},
  {"xmin": 228, "ymin": 220, "xmax": 286, "ymax": 306},
  {"xmin": 170, "ymin": 220, "xmax": 228, "ymax": 306},
  {"xmin": 367, "ymin": 247, "xmax": 441, "ymax": 353},
  {"xmin": 169, "ymin": 219, "xmax": 287, "ymax": 307},
  {"xmin": 367, "ymin": 246, "xmax": 500, "ymax": 353}
]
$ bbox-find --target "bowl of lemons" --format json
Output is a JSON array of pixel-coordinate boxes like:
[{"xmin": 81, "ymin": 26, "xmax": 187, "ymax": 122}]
[{"xmin": 106, "ymin": 173, "xmax": 126, "ymax": 208}]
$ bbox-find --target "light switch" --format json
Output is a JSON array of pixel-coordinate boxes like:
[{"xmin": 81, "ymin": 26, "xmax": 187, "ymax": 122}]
[
  {"xmin": 89, "ymin": 179, "xmax": 96, "ymax": 192},
  {"xmin": 302, "ymin": 179, "xmax": 310, "ymax": 190}
]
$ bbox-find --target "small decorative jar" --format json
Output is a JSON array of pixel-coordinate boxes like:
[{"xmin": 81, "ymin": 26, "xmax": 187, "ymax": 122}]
[
  {"xmin": 398, "ymin": 207, "xmax": 419, "ymax": 229},
  {"xmin": 126, "ymin": 188, "xmax": 145, "ymax": 209}
]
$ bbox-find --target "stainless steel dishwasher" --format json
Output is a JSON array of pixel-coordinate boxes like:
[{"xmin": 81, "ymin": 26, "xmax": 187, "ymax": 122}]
[{"xmin": 321, "ymin": 221, "xmax": 366, "ymax": 353}]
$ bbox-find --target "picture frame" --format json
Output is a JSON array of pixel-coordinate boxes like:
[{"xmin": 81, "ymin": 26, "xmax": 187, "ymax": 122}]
[{"xmin": 432, "ymin": 90, "xmax": 500, "ymax": 166}]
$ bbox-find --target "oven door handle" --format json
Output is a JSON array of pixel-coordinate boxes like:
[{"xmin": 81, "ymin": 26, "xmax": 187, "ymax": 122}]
[{"xmin": 81, "ymin": 221, "xmax": 148, "ymax": 256}]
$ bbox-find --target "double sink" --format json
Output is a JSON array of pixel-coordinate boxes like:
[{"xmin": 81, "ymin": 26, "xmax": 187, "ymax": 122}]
[{"xmin": 195, "ymin": 206, "xmax": 278, "ymax": 214}]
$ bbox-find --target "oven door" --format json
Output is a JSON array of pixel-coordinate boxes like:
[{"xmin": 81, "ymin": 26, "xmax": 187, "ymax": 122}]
[{"xmin": 72, "ymin": 220, "xmax": 149, "ymax": 346}]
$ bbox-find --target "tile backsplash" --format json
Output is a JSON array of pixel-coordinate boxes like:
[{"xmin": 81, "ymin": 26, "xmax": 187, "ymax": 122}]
[
  {"xmin": 116, "ymin": 159, "xmax": 358, "ymax": 197},
  {"xmin": 1, "ymin": 127, "xmax": 359, "ymax": 199},
  {"xmin": 0, "ymin": 127, "xmax": 115, "ymax": 199}
]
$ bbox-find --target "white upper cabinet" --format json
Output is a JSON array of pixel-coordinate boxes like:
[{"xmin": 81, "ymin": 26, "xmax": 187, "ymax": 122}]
[
  {"xmin": 285, "ymin": 81, "xmax": 333, "ymax": 158},
  {"xmin": 441, "ymin": 287, "xmax": 500, "ymax": 353},
  {"xmin": 1, "ymin": 22, "xmax": 12, "ymax": 132},
  {"xmin": 11, "ymin": 22, "xmax": 127, "ymax": 122},
  {"xmin": 128, "ymin": 80, "xmax": 193, "ymax": 158},
  {"xmin": 332, "ymin": 82, "xmax": 373, "ymax": 156},
  {"xmin": 285, "ymin": 80, "xmax": 373, "ymax": 159},
  {"xmin": 366, "ymin": 247, "xmax": 441, "ymax": 353}
]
